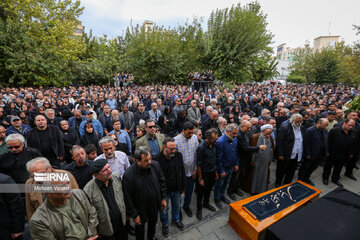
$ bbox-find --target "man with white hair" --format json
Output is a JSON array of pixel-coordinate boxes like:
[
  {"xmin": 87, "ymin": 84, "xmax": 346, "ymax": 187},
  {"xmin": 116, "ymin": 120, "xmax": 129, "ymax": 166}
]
[
  {"xmin": 275, "ymin": 113, "xmax": 304, "ymax": 187},
  {"xmin": 0, "ymin": 133, "xmax": 41, "ymax": 184},
  {"xmin": 217, "ymin": 117, "xmax": 227, "ymax": 136},
  {"xmin": 201, "ymin": 105, "xmax": 213, "ymax": 125},
  {"xmin": 45, "ymin": 108, "xmax": 62, "ymax": 127}
]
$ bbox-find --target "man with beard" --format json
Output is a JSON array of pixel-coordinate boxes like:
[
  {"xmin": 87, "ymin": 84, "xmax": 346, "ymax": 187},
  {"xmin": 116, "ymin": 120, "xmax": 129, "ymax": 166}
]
[
  {"xmin": 63, "ymin": 145, "xmax": 94, "ymax": 189},
  {"xmin": 153, "ymin": 137, "xmax": 186, "ymax": 236},
  {"xmin": 45, "ymin": 109, "xmax": 62, "ymax": 127},
  {"xmin": 0, "ymin": 134, "xmax": 41, "ymax": 184},
  {"xmin": 96, "ymin": 136, "xmax": 130, "ymax": 179},
  {"xmin": 298, "ymin": 118, "xmax": 328, "ymax": 186},
  {"xmin": 84, "ymin": 159, "xmax": 128, "ymax": 240},
  {"xmin": 276, "ymin": 114, "xmax": 304, "ymax": 187},
  {"xmin": 196, "ymin": 128, "xmax": 218, "ymax": 220},
  {"xmin": 174, "ymin": 121, "xmax": 199, "ymax": 217},
  {"xmin": 27, "ymin": 115, "xmax": 65, "ymax": 168},
  {"xmin": 214, "ymin": 124, "xmax": 239, "ymax": 209},
  {"xmin": 202, "ymin": 110, "xmax": 219, "ymax": 137},
  {"xmin": 134, "ymin": 103, "xmax": 150, "ymax": 126},
  {"xmin": 122, "ymin": 147, "xmax": 167, "ymax": 240},
  {"xmin": 228, "ymin": 120, "xmax": 267, "ymax": 196}
]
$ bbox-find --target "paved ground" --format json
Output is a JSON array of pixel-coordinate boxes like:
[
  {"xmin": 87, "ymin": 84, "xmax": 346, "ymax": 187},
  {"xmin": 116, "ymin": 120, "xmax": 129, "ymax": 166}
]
[{"xmin": 129, "ymin": 161, "xmax": 360, "ymax": 240}]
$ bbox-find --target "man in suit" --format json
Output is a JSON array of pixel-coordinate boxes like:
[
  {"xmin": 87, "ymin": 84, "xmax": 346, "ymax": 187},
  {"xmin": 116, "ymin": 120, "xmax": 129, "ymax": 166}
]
[
  {"xmin": 187, "ymin": 100, "xmax": 201, "ymax": 127},
  {"xmin": 135, "ymin": 119, "xmax": 165, "ymax": 157},
  {"xmin": 45, "ymin": 109, "xmax": 62, "ymax": 127},
  {"xmin": 119, "ymin": 104, "xmax": 135, "ymax": 140},
  {"xmin": 275, "ymin": 113, "xmax": 304, "ymax": 187},
  {"xmin": 298, "ymin": 118, "xmax": 329, "ymax": 186},
  {"xmin": 148, "ymin": 102, "xmax": 162, "ymax": 123}
]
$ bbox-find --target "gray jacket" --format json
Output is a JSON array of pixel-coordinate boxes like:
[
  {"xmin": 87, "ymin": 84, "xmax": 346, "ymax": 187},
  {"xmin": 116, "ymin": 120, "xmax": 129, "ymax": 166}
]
[
  {"xmin": 83, "ymin": 173, "xmax": 126, "ymax": 237},
  {"xmin": 29, "ymin": 189, "xmax": 98, "ymax": 240},
  {"xmin": 187, "ymin": 107, "xmax": 201, "ymax": 124}
]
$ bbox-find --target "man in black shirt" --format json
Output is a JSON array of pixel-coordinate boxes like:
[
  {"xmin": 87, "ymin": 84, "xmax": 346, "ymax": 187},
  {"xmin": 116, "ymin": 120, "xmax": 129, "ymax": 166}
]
[
  {"xmin": 323, "ymin": 119, "xmax": 356, "ymax": 187},
  {"xmin": 153, "ymin": 137, "xmax": 186, "ymax": 236},
  {"xmin": 27, "ymin": 114, "xmax": 65, "ymax": 168},
  {"xmin": 196, "ymin": 128, "xmax": 219, "ymax": 220},
  {"xmin": 63, "ymin": 146, "xmax": 93, "ymax": 189},
  {"xmin": 84, "ymin": 159, "xmax": 127, "ymax": 240},
  {"xmin": 122, "ymin": 147, "xmax": 167, "ymax": 240}
]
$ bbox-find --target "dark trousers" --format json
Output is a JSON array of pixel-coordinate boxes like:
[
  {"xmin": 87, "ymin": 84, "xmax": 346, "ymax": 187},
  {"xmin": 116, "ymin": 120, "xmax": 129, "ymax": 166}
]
[
  {"xmin": 323, "ymin": 157, "xmax": 347, "ymax": 182},
  {"xmin": 298, "ymin": 155, "xmax": 323, "ymax": 181},
  {"xmin": 183, "ymin": 176, "xmax": 195, "ymax": 209},
  {"xmin": 345, "ymin": 156, "xmax": 357, "ymax": 175},
  {"xmin": 196, "ymin": 171, "xmax": 216, "ymax": 209},
  {"xmin": 228, "ymin": 166, "xmax": 247, "ymax": 194},
  {"xmin": 100, "ymin": 219, "xmax": 127, "ymax": 240},
  {"xmin": 275, "ymin": 159, "xmax": 298, "ymax": 186},
  {"xmin": 135, "ymin": 213, "xmax": 158, "ymax": 240}
]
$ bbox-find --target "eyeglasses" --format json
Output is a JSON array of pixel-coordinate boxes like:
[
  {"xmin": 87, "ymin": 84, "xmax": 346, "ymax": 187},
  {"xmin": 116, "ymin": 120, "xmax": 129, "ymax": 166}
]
[
  {"xmin": 147, "ymin": 125, "xmax": 156, "ymax": 128},
  {"xmin": 8, "ymin": 145, "xmax": 21, "ymax": 149}
]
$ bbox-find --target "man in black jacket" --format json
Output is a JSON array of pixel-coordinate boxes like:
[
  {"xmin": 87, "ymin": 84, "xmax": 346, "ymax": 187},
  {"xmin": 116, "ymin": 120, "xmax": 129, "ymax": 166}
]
[
  {"xmin": 201, "ymin": 110, "xmax": 219, "ymax": 137},
  {"xmin": 0, "ymin": 173, "xmax": 25, "ymax": 240},
  {"xmin": 228, "ymin": 120, "xmax": 266, "ymax": 197},
  {"xmin": 27, "ymin": 114, "xmax": 65, "ymax": 168},
  {"xmin": 323, "ymin": 119, "xmax": 356, "ymax": 187},
  {"xmin": 298, "ymin": 118, "xmax": 328, "ymax": 186},
  {"xmin": 133, "ymin": 103, "xmax": 150, "ymax": 126},
  {"xmin": 275, "ymin": 114, "xmax": 304, "ymax": 187},
  {"xmin": 122, "ymin": 146, "xmax": 167, "ymax": 240},
  {"xmin": 153, "ymin": 137, "xmax": 186, "ymax": 236},
  {"xmin": 0, "ymin": 133, "xmax": 41, "ymax": 184},
  {"xmin": 196, "ymin": 128, "xmax": 219, "ymax": 220}
]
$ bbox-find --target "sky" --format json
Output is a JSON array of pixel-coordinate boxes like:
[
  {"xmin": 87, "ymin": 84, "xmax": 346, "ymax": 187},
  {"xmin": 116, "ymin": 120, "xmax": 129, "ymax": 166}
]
[{"xmin": 79, "ymin": 0, "xmax": 360, "ymax": 53}]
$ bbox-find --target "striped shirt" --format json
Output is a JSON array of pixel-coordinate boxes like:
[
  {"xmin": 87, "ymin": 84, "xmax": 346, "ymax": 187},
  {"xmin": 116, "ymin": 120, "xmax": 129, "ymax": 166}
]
[{"xmin": 174, "ymin": 133, "xmax": 199, "ymax": 177}]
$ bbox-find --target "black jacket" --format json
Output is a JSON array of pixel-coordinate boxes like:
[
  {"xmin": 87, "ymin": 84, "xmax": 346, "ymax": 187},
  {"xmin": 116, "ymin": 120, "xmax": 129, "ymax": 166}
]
[
  {"xmin": 122, "ymin": 161, "xmax": 166, "ymax": 221},
  {"xmin": 277, "ymin": 123, "xmax": 305, "ymax": 161},
  {"xmin": 133, "ymin": 111, "xmax": 150, "ymax": 126},
  {"xmin": 303, "ymin": 125, "xmax": 328, "ymax": 160},
  {"xmin": 27, "ymin": 125, "xmax": 65, "ymax": 158},
  {"xmin": 0, "ymin": 173, "xmax": 25, "ymax": 239},
  {"xmin": 0, "ymin": 147, "xmax": 42, "ymax": 184},
  {"xmin": 153, "ymin": 151, "xmax": 186, "ymax": 193},
  {"xmin": 237, "ymin": 131, "xmax": 260, "ymax": 167}
]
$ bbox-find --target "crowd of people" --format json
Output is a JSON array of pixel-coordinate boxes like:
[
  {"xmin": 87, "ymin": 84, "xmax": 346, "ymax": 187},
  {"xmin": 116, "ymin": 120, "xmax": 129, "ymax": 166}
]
[{"xmin": 0, "ymin": 82, "xmax": 359, "ymax": 240}]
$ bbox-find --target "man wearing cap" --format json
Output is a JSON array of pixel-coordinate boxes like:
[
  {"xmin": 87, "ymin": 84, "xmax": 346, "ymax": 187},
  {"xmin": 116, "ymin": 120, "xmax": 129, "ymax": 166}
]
[
  {"xmin": 6, "ymin": 116, "xmax": 32, "ymax": 137},
  {"xmin": 84, "ymin": 159, "xmax": 128, "ymax": 240},
  {"xmin": 29, "ymin": 181, "xmax": 98, "ymax": 240},
  {"xmin": 79, "ymin": 110, "xmax": 104, "ymax": 137}
]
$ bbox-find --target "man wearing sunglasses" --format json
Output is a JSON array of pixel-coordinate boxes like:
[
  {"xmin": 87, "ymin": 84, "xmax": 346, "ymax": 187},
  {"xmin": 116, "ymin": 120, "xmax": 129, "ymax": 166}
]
[{"xmin": 0, "ymin": 133, "xmax": 41, "ymax": 184}]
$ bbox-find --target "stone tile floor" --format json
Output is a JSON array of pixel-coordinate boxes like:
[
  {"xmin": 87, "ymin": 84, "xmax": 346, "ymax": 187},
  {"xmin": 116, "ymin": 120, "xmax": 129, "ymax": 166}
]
[{"xmin": 129, "ymin": 161, "xmax": 360, "ymax": 240}]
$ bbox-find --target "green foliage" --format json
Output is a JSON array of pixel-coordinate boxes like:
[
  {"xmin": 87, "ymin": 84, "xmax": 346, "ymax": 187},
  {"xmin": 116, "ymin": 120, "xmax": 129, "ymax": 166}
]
[
  {"xmin": 0, "ymin": 0, "xmax": 84, "ymax": 86},
  {"xmin": 205, "ymin": 2, "xmax": 274, "ymax": 83},
  {"xmin": 286, "ymin": 73, "xmax": 306, "ymax": 83},
  {"xmin": 347, "ymin": 96, "xmax": 360, "ymax": 113},
  {"xmin": 0, "ymin": 1, "xmax": 279, "ymax": 86},
  {"xmin": 290, "ymin": 40, "xmax": 360, "ymax": 85}
]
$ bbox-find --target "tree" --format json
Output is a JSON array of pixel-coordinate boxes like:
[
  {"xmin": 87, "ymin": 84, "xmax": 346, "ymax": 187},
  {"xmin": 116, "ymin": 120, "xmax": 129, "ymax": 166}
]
[
  {"xmin": 0, "ymin": 0, "xmax": 84, "ymax": 86},
  {"xmin": 205, "ymin": 2, "xmax": 273, "ymax": 83}
]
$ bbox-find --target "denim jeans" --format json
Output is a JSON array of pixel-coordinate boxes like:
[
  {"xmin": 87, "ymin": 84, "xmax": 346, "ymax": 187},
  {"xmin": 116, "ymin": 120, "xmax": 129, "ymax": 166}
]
[
  {"xmin": 214, "ymin": 168, "xmax": 233, "ymax": 202},
  {"xmin": 183, "ymin": 176, "xmax": 195, "ymax": 209},
  {"xmin": 160, "ymin": 191, "xmax": 181, "ymax": 226}
]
